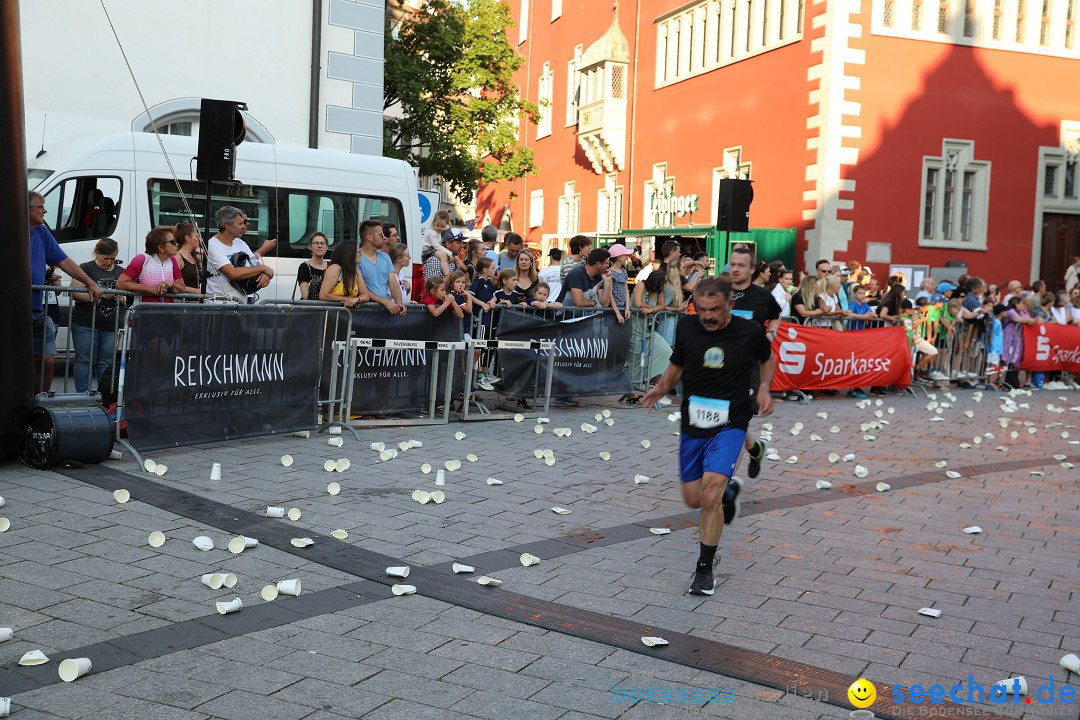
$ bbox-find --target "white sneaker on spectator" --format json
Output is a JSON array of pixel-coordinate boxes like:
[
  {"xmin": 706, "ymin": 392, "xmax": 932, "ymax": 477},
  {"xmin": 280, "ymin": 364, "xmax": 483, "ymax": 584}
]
[{"xmin": 928, "ymin": 370, "xmax": 948, "ymax": 381}]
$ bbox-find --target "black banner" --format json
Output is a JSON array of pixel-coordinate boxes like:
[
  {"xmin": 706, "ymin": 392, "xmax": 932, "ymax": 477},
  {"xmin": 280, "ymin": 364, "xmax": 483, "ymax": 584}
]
[
  {"xmin": 336, "ymin": 310, "xmax": 465, "ymax": 414},
  {"xmin": 496, "ymin": 309, "xmax": 633, "ymax": 397},
  {"xmin": 124, "ymin": 305, "xmax": 324, "ymax": 451}
]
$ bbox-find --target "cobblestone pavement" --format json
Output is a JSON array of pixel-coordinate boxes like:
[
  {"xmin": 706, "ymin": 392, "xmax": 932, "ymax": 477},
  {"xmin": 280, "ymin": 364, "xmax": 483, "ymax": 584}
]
[{"xmin": 1, "ymin": 387, "xmax": 1078, "ymax": 719}]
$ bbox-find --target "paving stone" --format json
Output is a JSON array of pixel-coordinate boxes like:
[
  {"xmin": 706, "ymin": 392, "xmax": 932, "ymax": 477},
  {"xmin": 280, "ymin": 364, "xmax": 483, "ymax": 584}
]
[
  {"xmin": 269, "ymin": 678, "xmax": 391, "ymax": 716},
  {"xmin": 117, "ymin": 671, "xmax": 232, "ymax": 709},
  {"xmin": 193, "ymin": 689, "xmax": 313, "ymax": 720},
  {"xmin": 352, "ymin": 668, "xmax": 475, "ymax": 708}
]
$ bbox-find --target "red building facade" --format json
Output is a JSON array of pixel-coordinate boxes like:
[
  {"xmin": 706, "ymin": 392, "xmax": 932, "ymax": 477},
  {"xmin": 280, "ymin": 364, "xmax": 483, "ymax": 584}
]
[{"xmin": 476, "ymin": 0, "xmax": 1080, "ymax": 285}]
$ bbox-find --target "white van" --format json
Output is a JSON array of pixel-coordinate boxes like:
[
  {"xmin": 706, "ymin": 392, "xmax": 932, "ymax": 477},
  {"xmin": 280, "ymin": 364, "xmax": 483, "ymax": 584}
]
[{"xmin": 27, "ymin": 131, "xmax": 425, "ymax": 303}]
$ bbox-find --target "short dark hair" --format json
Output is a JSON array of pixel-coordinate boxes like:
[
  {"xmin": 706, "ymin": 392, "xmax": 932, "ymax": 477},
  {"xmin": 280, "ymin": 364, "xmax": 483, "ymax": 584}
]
[
  {"xmin": 731, "ymin": 246, "xmax": 755, "ymax": 263},
  {"xmin": 816, "ymin": 258, "xmax": 831, "ymax": 269},
  {"xmin": 145, "ymin": 226, "xmax": 174, "ymax": 254},
  {"xmin": 694, "ymin": 277, "xmax": 732, "ymax": 302},
  {"xmin": 381, "ymin": 222, "xmax": 398, "ymax": 235},
  {"xmin": 586, "ymin": 248, "xmax": 611, "ymax": 266},
  {"xmin": 661, "ymin": 240, "xmax": 680, "ymax": 258},
  {"xmin": 359, "ymin": 219, "xmax": 383, "ymax": 241},
  {"xmin": 569, "ymin": 235, "xmax": 590, "ymax": 254},
  {"xmin": 548, "ymin": 248, "xmax": 563, "ymax": 261},
  {"xmin": 504, "ymin": 232, "xmax": 523, "ymax": 246}
]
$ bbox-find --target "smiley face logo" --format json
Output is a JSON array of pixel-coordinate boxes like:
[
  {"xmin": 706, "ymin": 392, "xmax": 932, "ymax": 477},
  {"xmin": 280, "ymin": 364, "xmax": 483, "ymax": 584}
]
[{"xmin": 848, "ymin": 678, "xmax": 876, "ymax": 708}]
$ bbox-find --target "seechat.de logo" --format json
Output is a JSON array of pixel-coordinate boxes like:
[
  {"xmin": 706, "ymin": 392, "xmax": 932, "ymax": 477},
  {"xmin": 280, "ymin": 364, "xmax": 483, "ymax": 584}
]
[{"xmin": 778, "ymin": 327, "xmax": 806, "ymax": 375}]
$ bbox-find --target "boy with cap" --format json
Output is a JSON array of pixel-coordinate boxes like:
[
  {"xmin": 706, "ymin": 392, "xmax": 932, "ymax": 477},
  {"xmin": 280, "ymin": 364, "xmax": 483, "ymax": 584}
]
[{"xmin": 930, "ymin": 280, "xmax": 958, "ymax": 305}]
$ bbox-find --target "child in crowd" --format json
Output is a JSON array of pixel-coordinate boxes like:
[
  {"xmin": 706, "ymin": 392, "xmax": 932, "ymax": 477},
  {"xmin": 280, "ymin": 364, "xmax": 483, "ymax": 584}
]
[
  {"xmin": 528, "ymin": 281, "xmax": 563, "ymax": 309},
  {"xmin": 607, "ymin": 244, "xmax": 632, "ymax": 324},
  {"xmin": 495, "ymin": 269, "xmax": 526, "ymax": 306},
  {"xmin": 445, "ymin": 270, "xmax": 474, "ymax": 314},
  {"xmin": 986, "ymin": 303, "xmax": 1006, "ymax": 388},
  {"xmin": 422, "ymin": 209, "xmax": 453, "ymax": 263},
  {"xmin": 468, "ymin": 258, "xmax": 499, "ymax": 390},
  {"xmin": 846, "ymin": 284, "xmax": 876, "ymax": 331},
  {"xmin": 941, "ymin": 297, "xmax": 964, "ymax": 336},
  {"xmin": 420, "ymin": 276, "xmax": 463, "ymax": 319}
]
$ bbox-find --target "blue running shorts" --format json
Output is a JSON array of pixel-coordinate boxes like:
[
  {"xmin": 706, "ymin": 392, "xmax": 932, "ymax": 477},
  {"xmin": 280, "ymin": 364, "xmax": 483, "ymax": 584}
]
[{"xmin": 679, "ymin": 427, "xmax": 748, "ymax": 483}]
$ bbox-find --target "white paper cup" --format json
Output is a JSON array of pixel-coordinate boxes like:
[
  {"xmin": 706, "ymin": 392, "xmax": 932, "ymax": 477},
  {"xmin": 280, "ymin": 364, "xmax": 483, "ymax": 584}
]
[
  {"xmin": 277, "ymin": 578, "xmax": 301, "ymax": 596},
  {"xmin": 466, "ymin": 453, "xmax": 478, "ymax": 462},
  {"xmin": 113, "ymin": 489, "xmax": 130, "ymax": 504},
  {"xmin": 445, "ymin": 460, "xmax": 461, "ymax": 472},
  {"xmin": 290, "ymin": 537, "xmax": 314, "ymax": 548},
  {"xmin": 290, "ymin": 430, "xmax": 310, "ymax": 438},
  {"xmin": 327, "ymin": 482, "xmax": 341, "ymax": 496},
  {"xmin": 143, "ymin": 458, "xmax": 157, "ymax": 473},
  {"xmin": 210, "ymin": 463, "xmax": 222, "ymax": 480},
  {"xmin": 148, "ymin": 531, "xmax": 166, "ymax": 548},
  {"xmin": 993, "ymin": 677, "xmax": 1027, "ymax": 696},
  {"xmin": 261, "ymin": 584, "xmax": 279, "ymax": 602},
  {"xmin": 0, "ymin": 628, "xmax": 12, "ymax": 642},
  {"xmin": 192, "ymin": 536, "xmax": 214, "ymax": 551},
  {"xmin": 399, "ymin": 441, "xmax": 411, "ymax": 452},
  {"xmin": 327, "ymin": 425, "xmax": 341, "ymax": 435},
  {"xmin": 452, "ymin": 563, "xmax": 474, "ymax": 574},
  {"xmin": 58, "ymin": 657, "xmax": 92, "ymax": 682},
  {"xmin": 815, "ymin": 480, "xmax": 832, "ymax": 489},
  {"xmin": 409, "ymin": 439, "xmax": 423, "ymax": 448},
  {"xmin": 379, "ymin": 450, "xmax": 393, "ymax": 461},
  {"xmin": 331, "ymin": 529, "xmax": 349, "ymax": 539},
  {"xmin": 641, "ymin": 637, "xmax": 669, "ymax": 647},
  {"xmin": 154, "ymin": 464, "xmax": 168, "ymax": 476},
  {"xmin": 412, "ymin": 490, "xmax": 431, "ymax": 504},
  {"xmin": 421, "ymin": 463, "xmax": 432, "ymax": 474},
  {"xmin": 486, "ymin": 478, "xmax": 503, "ymax": 485},
  {"xmin": 328, "ymin": 437, "xmax": 343, "ymax": 448},
  {"xmin": 519, "ymin": 553, "xmax": 541, "ymax": 567},
  {"xmin": 392, "ymin": 584, "xmax": 417, "ymax": 596},
  {"xmin": 0, "ymin": 496, "xmax": 4, "ymax": 508},
  {"xmin": 454, "ymin": 431, "xmax": 466, "ymax": 440},
  {"xmin": 228, "ymin": 537, "xmax": 247, "ymax": 554},
  {"xmin": 1060, "ymin": 653, "xmax": 1080, "ymax": 673},
  {"xmin": 18, "ymin": 650, "xmax": 48, "ymax": 665},
  {"xmin": 221, "ymin": 572, "xmax": 237, "ymax": 589},
  {"xmin": 335, "ymin": 458, "xmax": 350, "ymax": 472},
  {"xmin": 598, "ymin": 451, "xmax": 611, "ymax": 461},
  {"xmin": 514, "ymin": 413, "xmax": 524, "ymax": 422},
  {"xmin": 369, "ymin": 441, "xmax": 385, "ymax": 451},
  {"xmin": 386, "ymin": 566, "xmax": 411, "ymax": 578},
  {"xmin": 0, "ymin": 696, "xmax": 9, "ymax": 717},
  {"xmin": 201, "ymin": 573, "xmax": 225, "ymax": 590},
  {"xmin": 287, "ymin": 508, "xmax": 302, "ymax": 521},
  {"xmin": 476, "ymin": 576, "xmax": 502, "ymax": 586},
  {"xmin": 266, "ymin": 506, "xmax": 285, "ymax": 518},
  {"xmin": 0, "ymin": 517, "xmax": 12, "ymax": 532},
  {"xmin": 431, "ymin": 490, "xmax": 445, "ymax": 504},
  {"xmin": 876, "ymin": 482, "xmax": 891, "ymax": 492},
  {"xmin": 215, "ymin": 597, "xmax": 243, "ymax": 615},
  {"xmin": 435, "ymin": 469, "xmax": 445, "ymax": 486},
  {"xmin": 281, "ymin": 455, "xmax": 294, "ymax": 467},
  {"xmin": 634, "ymin": 474, "xmax": 650, "ymax": 484}
]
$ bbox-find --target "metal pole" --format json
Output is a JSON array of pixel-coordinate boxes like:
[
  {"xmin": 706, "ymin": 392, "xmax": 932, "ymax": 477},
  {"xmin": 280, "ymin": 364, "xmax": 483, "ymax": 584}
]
[{"xmin": 0, "ymin": 0, "xmax": 35, "ymax": 459}]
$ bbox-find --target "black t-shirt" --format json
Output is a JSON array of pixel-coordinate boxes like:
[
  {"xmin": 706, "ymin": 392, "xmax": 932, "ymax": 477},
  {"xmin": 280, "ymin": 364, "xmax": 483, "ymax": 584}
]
[
  {"xmin": 730, "ymin": 283, "xmax": 781, "ymax": 326},
  {"xmin": 556, "ymin": 264, "xmax": 600, "ymax": 305},
  {"xmin": 297, "ymin": 262, "xmax": 326, "ymax": 299},
  {"xmin": 669, "ymin": 314, "xmax": 771, "ymax": 437},
  {"xmin": 790, "ymin": 292, "xmax": 808, "ymax": 324}
]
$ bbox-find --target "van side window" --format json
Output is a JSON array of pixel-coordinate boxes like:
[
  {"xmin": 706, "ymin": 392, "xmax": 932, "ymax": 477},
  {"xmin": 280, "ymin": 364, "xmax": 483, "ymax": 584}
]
[
  {"xmin": 358, "ymin": 197, "xmax": 406, "ymax": 244},
  {"xmin": 42, "ymin": 176, "xmax": 122, "ymax": 243},
  {"xmin": 148, "ymin": 179, "xmax": 270, "ymax": 253},
  {"xmin": 284, "ymin": 192, "xmax": 357, "ymax": 257}
]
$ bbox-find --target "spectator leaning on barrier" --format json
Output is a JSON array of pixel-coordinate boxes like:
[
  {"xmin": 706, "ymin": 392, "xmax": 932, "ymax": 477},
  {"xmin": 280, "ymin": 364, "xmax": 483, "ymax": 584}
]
[
  {"xmin": 539, "ymin": 247, "xmax": 563, "ymax": 301},
  {"xmin": 358, "ymin": 219, "xmax": 407, "ymax": 315},
  {"xmin": 118, "ymin": 226, "xmax": 190, "ymax": 302},
  {"xmin": 70, "ymin": 237, "xmax": 125, "ymax": 394},
  {"xmin": 206, "ymin": 206, "xmax": 275, "ymax": 303},
  {"xmin": 28, "ymin": 190, "xmax": 104, "ymax": 393},
  {"xmin": 560, "ymin": 234, "xmax": 590, "ymax": 283},
  {"xmin": 296, "ymin": 232, "xmax": 329, "ymax": 300},
  {"xmin": 556, "ymin": 248, "xmax": 612, "ymax": 308},
  {"xmin": 320, "ymin": 240, "xmax": 369, "ymax": 309},
  {"xmin": 387, "ymin": 242, "xmax": 412, "ymax": 302}
]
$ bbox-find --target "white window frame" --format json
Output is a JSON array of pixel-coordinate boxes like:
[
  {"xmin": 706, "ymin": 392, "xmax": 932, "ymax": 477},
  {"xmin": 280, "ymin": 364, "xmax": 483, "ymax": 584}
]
[
  {"xmin": 552, "ymin": 0, "xmax": 562, "ymax": 21},
  {"xmin": 566, "ymin": 45, "xmax": 583, "ymax": 126},
  {"xmin": 519, "ymin": 0, "xmax": 530, "ymax": 44},
  {"xmin": 918, "ymin": 139, "xmax": 990, "ymax": 250},
  {"xmin": 597, "ymin": 173, "xmax": 624, "ymax": 234},
  {"xmin": 557, "ymin": 182, "xmax": 580, "ymax": 236},
  {"xmin": 537, "ymin": 61, "xmax": 554, "ymax": 139},
  {"xmin": 529, "ymin": 189, "xmax": 545, "ymax": 228}
]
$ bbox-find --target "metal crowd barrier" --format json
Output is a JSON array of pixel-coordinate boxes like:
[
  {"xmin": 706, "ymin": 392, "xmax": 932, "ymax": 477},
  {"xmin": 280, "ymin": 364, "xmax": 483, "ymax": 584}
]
[{"xmin": 459, "ymin": 338, "xmax": 556, "ymax": 420}]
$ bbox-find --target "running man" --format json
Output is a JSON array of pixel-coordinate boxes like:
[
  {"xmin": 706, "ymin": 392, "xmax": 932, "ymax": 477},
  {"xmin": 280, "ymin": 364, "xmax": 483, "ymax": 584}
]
[
  {"xmin": 642, "ymin": 277, "xmax": 775, "ymax": 596},
  {"xmin": 727, "ymin": 246, "xmax": 781, "ymax": 479}
]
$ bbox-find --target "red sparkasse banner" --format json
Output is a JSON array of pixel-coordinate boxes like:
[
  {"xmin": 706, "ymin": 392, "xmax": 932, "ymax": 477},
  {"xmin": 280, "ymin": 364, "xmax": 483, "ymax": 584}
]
[
  {"xmin": 770, "ymin": 321, "xmax": 912, "ymax": 391},
  {"xmin": 1021, "ymin": 323, "xmax": 1080, "ymax": 372}
]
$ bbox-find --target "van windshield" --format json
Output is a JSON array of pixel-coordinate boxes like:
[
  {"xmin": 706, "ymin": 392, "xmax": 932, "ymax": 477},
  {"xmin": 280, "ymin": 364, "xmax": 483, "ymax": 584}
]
[{"xmin": 27, "ymin": 169, "xmax": 53, "ymax": 191}]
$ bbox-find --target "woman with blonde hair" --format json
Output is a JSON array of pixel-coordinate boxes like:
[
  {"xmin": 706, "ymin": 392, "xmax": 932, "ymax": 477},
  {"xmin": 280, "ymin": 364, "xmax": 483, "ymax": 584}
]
[
  {"xmin": 791, "ymin": 275, "xmax": 824, "ymax": 325},
  {"xmin": 513, "ymin": 247, "xmax": 539, "ymax": 298}
]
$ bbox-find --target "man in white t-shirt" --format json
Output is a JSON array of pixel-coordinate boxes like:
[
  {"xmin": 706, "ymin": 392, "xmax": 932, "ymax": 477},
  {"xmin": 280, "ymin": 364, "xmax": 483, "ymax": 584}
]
[
  {"xmin": 206, "ymin": 206, "xmax": 275, "ymax": 304},
  {"xmin": 538, "ymin": 247, "xmax": 563, "ymax": 300}
]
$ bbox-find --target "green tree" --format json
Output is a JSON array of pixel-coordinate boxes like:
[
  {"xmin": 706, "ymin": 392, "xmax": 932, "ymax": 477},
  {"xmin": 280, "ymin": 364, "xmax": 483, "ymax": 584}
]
[{"xmin": 384, "ymin": 0, "xmax": 538, "ymax": 199}]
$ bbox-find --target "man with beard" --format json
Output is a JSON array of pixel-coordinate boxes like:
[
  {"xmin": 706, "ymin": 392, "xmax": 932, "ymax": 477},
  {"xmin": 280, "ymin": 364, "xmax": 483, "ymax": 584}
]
[
  {"xmin": 642, "ymin": 277, "xmax": 774, "ymax": 596},
  {"xmin": 726, "ymin": 246, "xmax": 781, "ymax": 480}
]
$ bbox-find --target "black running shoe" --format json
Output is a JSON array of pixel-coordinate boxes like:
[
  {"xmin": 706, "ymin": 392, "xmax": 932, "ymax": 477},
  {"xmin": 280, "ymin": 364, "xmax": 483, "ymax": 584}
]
[
  {"xmin": 688, "ymin": 560, "xmax": 716, "ymax": 596},
  {"xmin": 747, "ymin": 439, "xmax": 765, "ymax": 479},
  {"xmin": 723, "ymin": 476, "xmax": 744, "ymax": 524}
]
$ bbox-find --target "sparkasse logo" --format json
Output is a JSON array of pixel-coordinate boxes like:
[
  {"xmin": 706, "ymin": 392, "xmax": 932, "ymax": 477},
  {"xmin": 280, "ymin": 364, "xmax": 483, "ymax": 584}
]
[{"xmin": 778, "ymin": 327, "xmax": 806, "ymax": 374}]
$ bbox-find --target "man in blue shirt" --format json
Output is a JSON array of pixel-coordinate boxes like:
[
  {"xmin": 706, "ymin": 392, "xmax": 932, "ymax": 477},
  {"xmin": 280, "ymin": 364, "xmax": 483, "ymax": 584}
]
[
  {"xmin": 480, "ymin": 224, "xmax": 499, "ymax": 262},
  {"xmin": 28, "ymin": 191, "xmax": 104, "ymax": 393},
  {"xmin": 358, "ymin": 219, "xmax": 406, "ymax": 315}
]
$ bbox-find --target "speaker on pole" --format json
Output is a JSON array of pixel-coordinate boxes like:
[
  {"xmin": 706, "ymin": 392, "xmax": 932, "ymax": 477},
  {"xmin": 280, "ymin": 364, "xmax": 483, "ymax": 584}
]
[
  {"xmin": 196, "ymin": 99, "xmax": 247, "ymax": 182},
  {"xmin": 717, "ymin": 178, "xmax": 753, "ymax": 233}
]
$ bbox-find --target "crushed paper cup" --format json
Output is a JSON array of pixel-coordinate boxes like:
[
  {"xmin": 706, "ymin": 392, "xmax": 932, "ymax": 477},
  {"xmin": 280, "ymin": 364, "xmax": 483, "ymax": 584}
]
[
  {"xmin": 476, "ymin": 576, "xmax": 503, "ymax": 587},
  {"xmin": 328, "ymin": 437, "xmax": 343, "ymax": 448},
  {"xmin": 534, "ymin": 425, "xmax": 544, "ymax": 435},
  {"xmin": 963, "ymin": 526, "xmax": 982, "ymax": 534},
  {"xmin": 766, "ymin": 453, "xmax": 781, "ymax": 461},
  {"xmin": 392, "ymin": 584, "xmax": 417, "ymax": 596},
  {"xmin": 454, "ymin": 431, "xmax": 466, "ymax": 441},
  {"xmin": 785, "ymin": 456, "xmax": 798, "ymax": 464},
  {"xmin": 18, "ymin": 650, "xmax": 49, "ymax": 666},
  {"xmin": 431, "ymin": 491, "xmax": 445, "ymax": 504},
  {"xmin": 148, "ymin": 531, "xmax": 166, "ymax": 548},
  {"xmin": 598, "ymin": 451, "xmax": 611, "ymax": 461},
  {"xmin": 277, "ymin": 579, "xmax": 301, "ymax": 596},
  {"xmin": 580, "ymin": 423, "xmax": 596, "ymax": 433},
  {"xmin": 290, "ymin": 538, "xmax": 314, "ymax": 548},
  {"xmin": 830, "ymin": 426, "xmax": 840, "ymax": 434},
  {"xmin": 649, "ymin": 528, "xmax": 672, "ymax": 535},
  {"xmin": 1060, "ymin": 653, "xmax": 1080, "ymax": 673},
  {"xmin": 143, "ymin": 458, "xmax": 157, "ymax": 473},
  {"xmin": 993, "ymin": 678, "xmax": 1027, "ymax": 696},
  {"xmin": 113, "ymin": 489, "xmax": 130, "ymax": 504},
  {"xmin": 260, "ymin": 584, "xmax": 279, "ymax": 602},
  {"xmin": 216, "ymin": 597, "xmax": 243, "ymax": 615},
  {"xmin": 918, "ymin": 607, "xmax": 942, "ymax": 618},
  {"xmin": 854, "ymin": 465, "xmax": 869, "ymax": 478},
  {"xmin": 452, "ymin": 562, "xmax": 475, "ymax": 574},
  {"xmin": 486, "ymin": 478, "xmax": 504, "ymax": 485},
  {"xmin": 946, "ymin": 471, "xmax": 961, "ymax": 479},
  {"xmin": 287, "ymin": 508, "xmax": 302, "ymax": 521},
  {"xmin": 327, "ymin": 482, "xmax": 341, "ymax": 496},
  {"xmin": 1063, "ymin": 462, "xmax": 1076, "ymax": 469},
  {"xmin": 444, "ymin": 460, "xmax": 461, "ymax": 472},
  {"xmin": 519, "ymin": 553, "xmax": 541, "ymax": 567},
  {"xmin": 863, "ymin": 435, "xmax": 876, "ymax": 441},
  {"xmin": 370, "ymin": 442, "xmax": 385, "ymax": 451},
  {"xmin": 412, "ymin": 490, "xmax": 432, "ymax": 504},
  {"xmin": 641, "ymin": 637, "xmax": 669, "ymax": 647},
  {"xmin": 331, "ymin": 529, "xmax": 349, "ymax": 539},
  {"xmin": 934, "ymin": 461, "xmax": 948, "ymax": 468},
  {"xmin": 421, "ymin": 463, "xmax": 432, "ymax": 474},
  {"xmin": 551, "ymin": 507, "xmax": 571, "ymax": 514},
  {"xmin": 280, "ymin": 455, "xmax": 294, "ymax": 467},
  {"xmin": 266, "ymin": 506, "xmax": 285, "ymax": 518},
  {"xmin": 1054, "ymin": 454, "xmax": 1068, "ymax": 461},
  {"xmin": 154, "ymin": 464, "xmax": 167, "ymax": 476},
  {"xmin": 634, "ymin": 474, "xmax": 651, "ymax": 484},
  {"xmin": 466, "ymin": 454, "xmax": 479, "ymax": 463},
  {"xmin": 1030, "ymin": 470, "xmax": 1045, "ymax": 476},
  {"xmin": 386, "ymin": 566, "xmax": 411, "ymax": 578},
  {"xmin": 335, "ymin": 458, "xmax": 350, "ymax": 472},
  {"xmin": 192, "ymin": 536, "xmax": 214, "ymax": 552},
  {"xmin": 815, "ymin": 480, "xmax": 832, "ymax": 489},
  {"xmin": 810, "ymin": 434, "xmax": 822, "ymax": 442},
  {"xmin": 323, "ymin": 460, "xmax": 336, "ymax": 472},
  {"xmin": 514, "ymin": 413, "xmax": 524, "ymax": 422},
  {"xmin": 876, "ymin": 482, "xmax": 891, "ymax": 492}
]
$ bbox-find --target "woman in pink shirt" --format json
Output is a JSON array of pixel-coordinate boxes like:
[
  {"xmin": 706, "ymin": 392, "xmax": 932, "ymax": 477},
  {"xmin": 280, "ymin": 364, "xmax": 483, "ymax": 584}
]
[{"xmin": 118, "ymin": 227, "xmax": 190, "ymax": 302}]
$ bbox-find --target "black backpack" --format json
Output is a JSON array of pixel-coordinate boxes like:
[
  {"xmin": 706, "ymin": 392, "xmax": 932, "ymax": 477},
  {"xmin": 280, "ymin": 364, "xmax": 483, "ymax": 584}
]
[{"xmin": 228, "ymin": 252, "xmax": 262, "ymax": 295}]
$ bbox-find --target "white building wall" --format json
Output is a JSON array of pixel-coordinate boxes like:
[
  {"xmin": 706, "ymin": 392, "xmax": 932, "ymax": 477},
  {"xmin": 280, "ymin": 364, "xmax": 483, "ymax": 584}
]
[{"xmin": 19, "ymin": 0, "xmax": 384, "ymax": 158}]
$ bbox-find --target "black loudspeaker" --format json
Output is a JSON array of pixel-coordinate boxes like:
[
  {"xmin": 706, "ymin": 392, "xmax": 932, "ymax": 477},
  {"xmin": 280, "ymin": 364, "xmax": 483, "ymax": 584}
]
[
  {"xmin": 717, "ymin": 179, "xmax": 754, "ymax": 233},
  {"xmin": 196, "ymin": 99, "xmax": 247, "ymax": 182}
]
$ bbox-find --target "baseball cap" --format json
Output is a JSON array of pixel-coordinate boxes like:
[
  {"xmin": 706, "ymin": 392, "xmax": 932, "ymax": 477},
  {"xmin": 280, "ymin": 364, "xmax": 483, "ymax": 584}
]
[
  {"xmin": 548, "ymin": 247, "xmax": 563, "ymax": 260},
  {"xmin": 936, "ymin": 281, "xmax": 958, "ymax": 293},
  {"xmin": 608, "ymin": 244, "xmax": 633, "ymax": 258},
  {"xmin": 840, "ymin": 267, "xmax": 850, "ymax": 275}
]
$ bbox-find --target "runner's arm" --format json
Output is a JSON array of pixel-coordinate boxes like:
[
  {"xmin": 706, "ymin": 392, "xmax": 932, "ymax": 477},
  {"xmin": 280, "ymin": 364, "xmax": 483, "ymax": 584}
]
[{"xmin": 641, "ymin": 363, "xmax": 683, "ymax": 409}]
